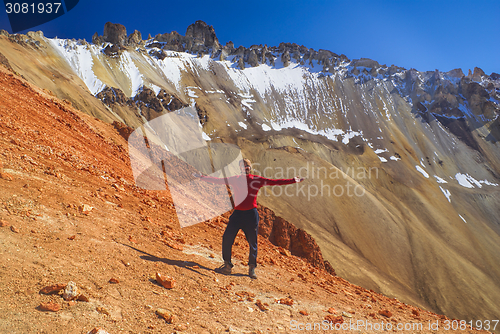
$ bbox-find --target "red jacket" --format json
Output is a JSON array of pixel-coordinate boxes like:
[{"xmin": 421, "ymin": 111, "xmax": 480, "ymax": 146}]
[{"xmin": 200, "ymin": 174, "xmax": 296, "ymax": 211}]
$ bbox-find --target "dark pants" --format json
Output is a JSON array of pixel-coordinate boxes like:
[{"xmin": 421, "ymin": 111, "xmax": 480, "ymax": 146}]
[{"xmin": 223, "ymin": 208, "xmax": 259, "ymax": 266}]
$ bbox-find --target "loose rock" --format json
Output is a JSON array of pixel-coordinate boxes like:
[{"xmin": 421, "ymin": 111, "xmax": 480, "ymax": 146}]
[
  {"xmin": 88, "ymin": 327, "xmax": 110, "ymax": 334},
  {"xmin": 39, "ymin": 283, "xmax": 66, "ymax": 294},
  {"xmin": 156, "ymin": 308, "xmax": 176, "ymax": 323},
  {"xmin": 38, "ymin": 302, "xmax": 60, "ymax": 312},
  {"xmin": 62, "ymin": 281, "xmax": 79, "ymax": 301},
  {"xmin": 96, "ymin": 306, "xmax": 110, "ymax": 316},
  {"xmin": 278, "ymin": 297, "xmax": 294, "ymax": 306},
  {"xmin": 324, "ymin": 315, "xmax": 343, "ymax": 324},
  {"xmin": 255, "ymin": 300, "xmax": 268, "ymax": 311},
  {"xmin": 0, "ymin": 172, "xmax": 13, "ymax": 181},
  {"xmin": 378, "ymin": 309, "xmax": 392, "ymax": 318},
  {"xmin": 156, "ymin": 272, "xmax": 176, "ymax": 289},
  {"xmin": 327, "ymin": 307, "xmax": 337, "ymax": 314}
]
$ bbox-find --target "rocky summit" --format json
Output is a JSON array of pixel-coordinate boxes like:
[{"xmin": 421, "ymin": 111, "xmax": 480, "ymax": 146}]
[{"xmin": 0, "ymin": 20, "xmax": 499, "ymax": 333}]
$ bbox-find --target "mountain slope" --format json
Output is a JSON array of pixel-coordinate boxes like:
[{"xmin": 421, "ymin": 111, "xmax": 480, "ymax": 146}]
[
  {"xmin": 0, "ymin": 22, "xmax": 499, "ymax": 323},
  {"xmin": 3, "ymin": 65, "xmax": 494, "ymax": 334}
]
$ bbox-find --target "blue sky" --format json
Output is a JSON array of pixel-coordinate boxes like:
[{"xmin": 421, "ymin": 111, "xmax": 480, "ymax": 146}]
[{"xmin": 1, "ymin": 0, "xmax": 499, "ymax": 75}]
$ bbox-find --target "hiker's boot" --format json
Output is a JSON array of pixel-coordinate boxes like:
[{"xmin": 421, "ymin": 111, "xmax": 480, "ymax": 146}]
[
  {"xmin": 248, "ymin": 264, "xmax": 257, "ymax": 279},
  {"xmin": 215, "ymin": 262, "xmax": 232, "ymax": 275}
]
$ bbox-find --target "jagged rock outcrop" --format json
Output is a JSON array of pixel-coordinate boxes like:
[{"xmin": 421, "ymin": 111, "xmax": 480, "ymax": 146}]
[
  {"xmin": 127, "ymin": 30, "xmax": 143, "ymax": 46},
  {"xmin": 185, "ymin": 20, "xmax": 220, "ymax": 52},
  {"xmin": 112, "ymin": 121, "xmax": 134, "ymax": 140},
  {"xmin": 134, "ymin": 87, "xmax": 163, "ymax": 113},
  {"xmin": 95, "ymin": 86, "xmax": 130, "ymax": 106},
  {"xmin": 96, "ymin": 86, "xmax": 188, "ymax": 121},
  {"xmin": 102, "ymin": 44, "xmax": 122, "ymax": 57},
  {"xmin": 157, "ymin": 89, "xmax": 188, "ymax": 111},
  {"xmin": 103, "ymin": 22, "xmax": 127, "ymax": 46},
  {"xmin": 256, "ymin": 204, "xmax": 335, "ymax": 275},
  {"xmin": 247, "ymin": 50, "xmax": 259, "ymax": 67},
  {"xmin": 92, "ymin": 32, "xmax": 104, "ymax": 45}
]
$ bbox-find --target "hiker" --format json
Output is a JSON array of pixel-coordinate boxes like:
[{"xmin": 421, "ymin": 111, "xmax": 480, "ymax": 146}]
[{"xmin": 194, "ymin": 158, "xmax": 304, "ymax": 278}]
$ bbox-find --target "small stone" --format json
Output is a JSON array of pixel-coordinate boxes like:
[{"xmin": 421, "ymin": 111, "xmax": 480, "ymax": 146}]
[
  {"xmin": 378, "ymin": 309, "xmax": 392, "ymax": 318},
  {"xmin": 68, "ymin": 235, "xmax": 76, "ymax": 240},
  {"xmin": 342, "ymin": 311, "xmax": 353, "ymax": 318},
  {"xmin": 10, "ymin": 226, "xmax": 19, "ymax": 233},
  {"xmin": 62, "ymin": 281, "xmax": 79, "ymax": 301},
  {"xmin": 299, "ymin": 310, "xmax": 308, "ymax": 316},
  {"xmin": 174, "ymin": 324, "xmax": 188, "ymax": 331},
  {"xmin": 156, "ymin": 308, "xmax": 176, "ymax": 323},
  {"xmin": 0, "ymin": 172, "xmax": 13, "ymax": 181},
  {"xmin": 324, "ymin": 315, "xmax": 343, "ymax": 324},
  {"xmin": 156, "ymin": 272, "xmax": 176, "ymax": 289},
  {"xmin": 165, "ymin": 241, "xmax": 183, "ymax": 251},
  {"xmin": 39, "ymin": 283, "xmax": 66, "ymax": 294},
  {"xmin": 255, "ymin": 300, "xmax": 268, "ymax": 311},
  {"xmin": 0, "ymin": 220, "xmax": 8, "ymax": 227},
  {"xmin": 278, "ymin": 247, "xmax": 291, "ymax": 257},
  {"xmin": 96, "ymin": 306, "xmax": 110, "ymax": 316},
  {"xmin": 38, "ymin": 302, "xmax": 60, "ymax": 312},
  {"xmin": 412, "ymin": 309, "xmax": 420, "ymax": 316},
  {"xmin": 109, "ymin": 278, "xmax": 120, "ymax": 284},
  {"xmin": 79, "ymin": 204, "xmax": 93, "ymax": 214},
  {"xmin": 88, "ymin": 327, "xmax": 110, "ymax": 334},
  {"xmin": 112, "ymin": 183, "xmax": 125, "ymax": 191},
  {"xmin": 327, "ymin": 307, "xmax": 337, "ymax": 314},
  {"xmin": 76, "ymin": 294, "xmax": 89, "ymax": 302},
  {"xmin": 278, "ymin": 298, "xmax": 294, "ymax": 306}
]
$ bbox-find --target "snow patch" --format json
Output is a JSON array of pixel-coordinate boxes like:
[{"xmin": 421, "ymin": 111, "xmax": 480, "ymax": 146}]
[
  {"xmin": 455, "ymin": 173, "xmax": 499, "ymax": 188},
  {"xmin": 238, "ymin": 122, "xmax": 247, "ymax": 129},
  {"xmin": 119, "ymin": 51, "xmax": 144, "ymax": 97},
  {"xmin": 434, "ymin": 175, "xmax": 448, "ymax": 184},
  {"xmin": 261, "ymin": 124, "xmax": 272, "ymax": 131},
  {"xmin": 187, "ymin": 87, "xmax": 199, "ymax": 98},
  {"xmin": 201, "ymin": 132, "xmax": 211, "ymax": 141},
  {"xmin": 49, "ymin": 38, "xmax": 105, "ymax": 95},
  {"xmin": 415, "ymin": 165, "xmax": 429, "ymax": 178},
  {"xmin": 439, "ymin": 186, "xmax": 451, "ymax": 202}
]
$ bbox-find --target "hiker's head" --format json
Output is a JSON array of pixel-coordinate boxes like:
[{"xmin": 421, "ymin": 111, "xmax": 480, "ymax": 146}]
[{"xmin": 239, "ymin": 158, "xmax": 252, "ymax": 174}]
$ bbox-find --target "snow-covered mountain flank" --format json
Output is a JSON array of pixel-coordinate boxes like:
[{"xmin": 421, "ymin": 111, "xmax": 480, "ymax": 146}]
[{"xmin": 0, "ymin": 20, "xmax": 499, "ymax": 323}]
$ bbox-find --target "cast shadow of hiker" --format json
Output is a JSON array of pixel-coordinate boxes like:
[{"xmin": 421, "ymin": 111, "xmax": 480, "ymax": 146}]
[{"xmin": 119, "ymin": 242, "xmax": 248, "ymax": 277}]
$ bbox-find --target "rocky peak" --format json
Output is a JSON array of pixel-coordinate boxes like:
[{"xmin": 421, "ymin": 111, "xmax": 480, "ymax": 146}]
[
  {"xmin": 185, "ymin": 20, "xmax": 220, "ymax": 51},
  {"xmin": 127, "ymin": 30, "xmax": 143, "ymax": 46},
  {"xmin": 103, "ymin": 22, "xmax": 127, "ymax": 46}
]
